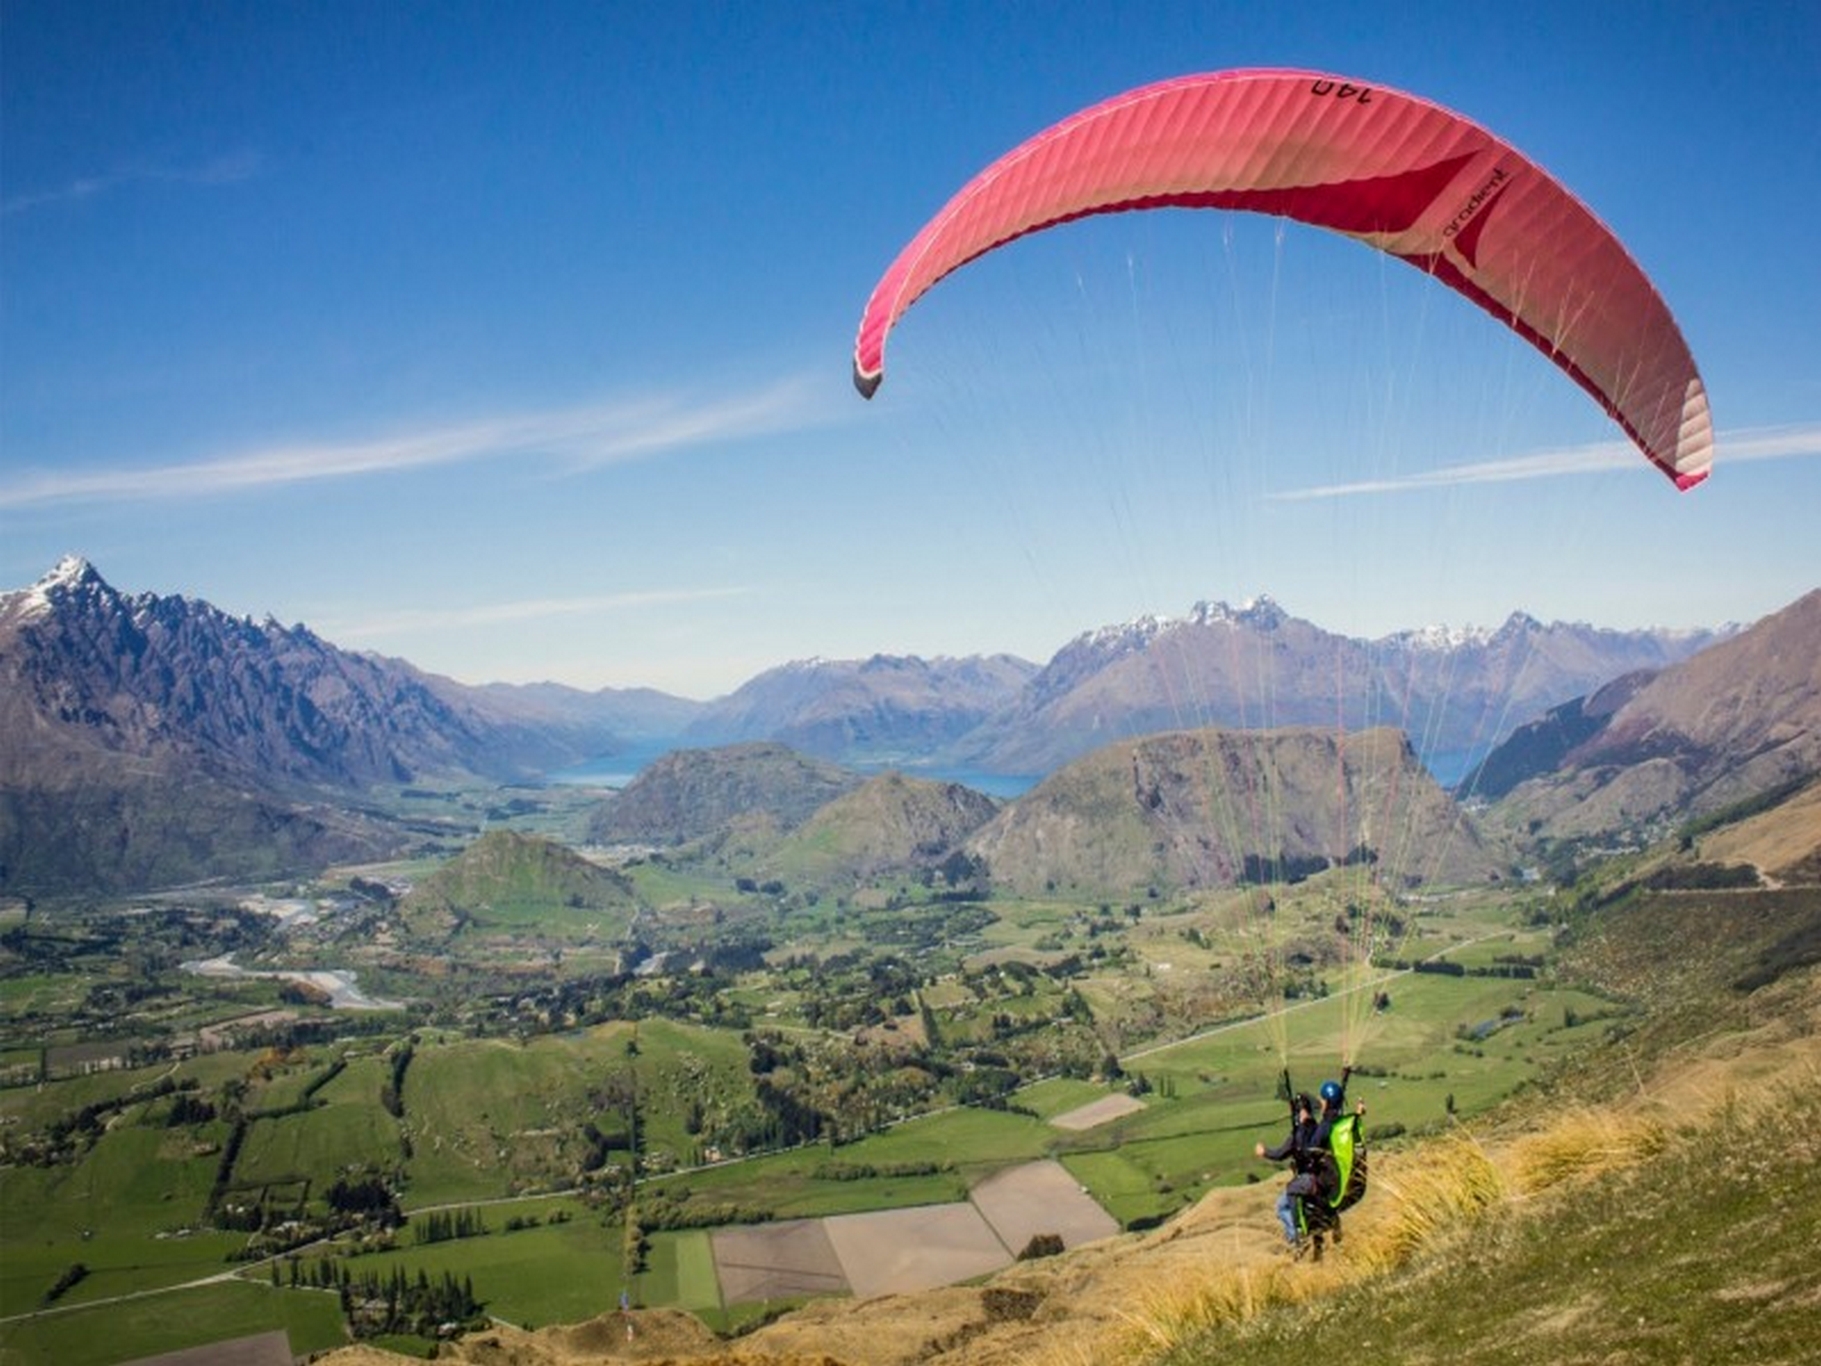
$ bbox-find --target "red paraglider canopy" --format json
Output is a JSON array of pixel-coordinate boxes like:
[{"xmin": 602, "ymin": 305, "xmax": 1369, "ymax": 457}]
[{"xmin": 853, "ymin": 69, "xmax": 1712, "ymax": 490}]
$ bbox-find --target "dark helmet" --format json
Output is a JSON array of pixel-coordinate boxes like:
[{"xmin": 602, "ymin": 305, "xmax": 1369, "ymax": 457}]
[
  {"xmin": 1320, "ymin": 1080, "xmax": 1344, "ymax": 1106},
  {"xmin": 1294, "ymin": 1092, "xmax": 1316, "ymax": 1115}
]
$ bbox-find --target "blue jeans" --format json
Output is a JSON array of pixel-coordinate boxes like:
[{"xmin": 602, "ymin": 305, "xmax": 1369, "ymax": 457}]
[
  {"xmin": 1275, "ymin": 1189, "xmax": 1299, "ymax": 1242},
  {"xmin": 1276, "ymin": 1173, "xmax": 1319, "ymax": 1243}
]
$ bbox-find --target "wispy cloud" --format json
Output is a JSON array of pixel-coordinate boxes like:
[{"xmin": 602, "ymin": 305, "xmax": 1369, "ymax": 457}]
[
  {"xmin": 0, "ymin": 378, "xmax": 826, "ymax": 510},
  {"xmin": 324, "ymin": 586, "xmax": 751, "ymax": 641},
  {"xmin": 1266, "ymin": 423, "xmax": 1821, "ymax": 501},
  {"xmin": 1, "ymin": 151, "xmax": 264, "ymax": 217}
]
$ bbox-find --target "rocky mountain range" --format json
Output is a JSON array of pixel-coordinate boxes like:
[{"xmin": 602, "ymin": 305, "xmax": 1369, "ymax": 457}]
[
  {"xmin": 1470, "ymin": 589, "xmax": 1821, "ymax": 847},
  {"xmin": 683, "ymin": 654, "xmax": 1039, "ymax": 761},
  {"xmin": 0, "ymin": 557, "xmax": 1799, "ymax": 896},
  {"xmin": 0, "ymin": 558, "xmax": 648, "ymax": 892},
  {"xmin": 939, "ymin": 597, "xmax": 1729, "ymax": 781}
]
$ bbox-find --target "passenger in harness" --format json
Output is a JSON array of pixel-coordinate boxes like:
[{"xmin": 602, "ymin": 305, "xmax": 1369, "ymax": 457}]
[{"xmin": 1254, "ymin": 1091, "xmax": 1323, "ymax": 1255}]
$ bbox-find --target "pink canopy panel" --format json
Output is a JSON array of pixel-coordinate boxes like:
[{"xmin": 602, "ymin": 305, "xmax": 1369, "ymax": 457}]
[{"xmin": 853, "ymin": 69, "xmax": 1711, "ymax": 490}]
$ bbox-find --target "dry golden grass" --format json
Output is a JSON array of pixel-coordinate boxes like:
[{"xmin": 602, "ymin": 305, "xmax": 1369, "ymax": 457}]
[
  {"xmin": 1502, "ymin": 1104, "xmax": 1667, "ymax": 1196},
  {"xmin": 1348, "ymin": 1130, "xmax": 1503, "ymax": 1269}
]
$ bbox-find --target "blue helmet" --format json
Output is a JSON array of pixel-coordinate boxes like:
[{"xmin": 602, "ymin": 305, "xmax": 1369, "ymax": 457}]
[{"xmin": 1319, "ymin": 1080, "xmax": 1344, "ymax": 1106}]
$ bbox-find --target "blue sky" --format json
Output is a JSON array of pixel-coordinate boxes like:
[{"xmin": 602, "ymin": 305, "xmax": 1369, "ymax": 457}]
[{"xmin": 4, "ymin": 1, "xmax": 1817, "ymax": 698}]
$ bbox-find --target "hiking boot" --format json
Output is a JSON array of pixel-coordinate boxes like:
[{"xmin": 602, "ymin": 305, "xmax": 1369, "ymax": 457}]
[{"xmin": 1310, "ymin": 1233, "xmax": 1324, "ymax": 1263}]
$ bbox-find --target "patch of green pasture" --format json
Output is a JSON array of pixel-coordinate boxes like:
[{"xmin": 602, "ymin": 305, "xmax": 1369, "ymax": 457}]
[
  {"xmin": 966, "ymin": 897, "xmax": 1087, "ymax": 949},
  {"xmin": 670, "ymin": 1229, "xmax": 720, "ymax": 1310},
  {"xmin": 0, "ymin": 1056, "xmax": 187, "ymax": 1131},
  {"xmin": 648, "ymin": 1143, "xmax": 966, "ymax": 1220},
  {"xmin": 0, "ymin": 1124, "xmax": 242, "ymax": 1316},
  {"xmin": 401, "ymin": 1024, "xmax": 634, "ymax": 1203},
  {"xmin": 1439, "ymin": 927, "xmax": 1554, "ymax": 969},
  {"xmin": 337, "ymin": 1197, "xmax": 621, "ymax": 1330},
  {"xmin": 173, "ymin": 1046, "xmax": 271, "ymax": 1087},
  {"xmin": 1133, "ymin": 968, "xmax": 1557, "ymax": 1082},
  {"xmin": 455, "ymin": 891, "xmax": 636, "ymax": 940},
  {"xmin": 399, "ymin": 1018, "xmax": 756, "ymax": 1205},
  {"xmin": 1015, "ymin": 1076, "xmax": 1111, "ymax": 1120},
  {"xmin": 1, "ymin": 1120, "xmax": 217, "ymax": 1247},
  {"xmin": 0, "ymin": 972, "xmax": 89, "ymax": 1021},
  {"xmin": 0, "ymin": 1279, "xmax": 347, "ymax": 1366},
  {"xmin": 640, "ymin": 1229, "xmax": 722, "ymax": 1314},
  {"xmin": 761, "ymin": 1168, "xmax": 964, "ymax": 1218},
  {"xmin": 245, "ymin": 1055, "xmax": 343, "ymax": 1112},
  {"xmin": 646, "ymin": 1105, "xmax": 1053, "ymax": 1220},
  {"xmin": 1068, "ymin": 1087, "xmax": 1282, "ymax": 1153},
  {"xmin": 624, "ymin": 861, "xmax": 754, "ymax": 909},
  {"xmin": 1059, "ymin": 1147, "xmax": 1177, "ymax": 1227},
  {"xmin": 237, "ymin": 1057, "xmax": 403, "ymax": 1187},
  {"xmin": 0, "ymin": 1214, "xmax": 240, "ymax": 1323},
  {"xmin": 835, "ymin": 1105, "xmax": 1053, "ymax": 1179},
  {"xmin": 917, "ymin": 978, "xmax": 975, "ymax": 1009}
]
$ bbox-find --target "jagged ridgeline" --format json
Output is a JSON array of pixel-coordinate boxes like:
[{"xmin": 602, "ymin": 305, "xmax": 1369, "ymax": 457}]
[{"xmin": 969, "ymin": 725, "xmax": 1502, "ymax": 896}]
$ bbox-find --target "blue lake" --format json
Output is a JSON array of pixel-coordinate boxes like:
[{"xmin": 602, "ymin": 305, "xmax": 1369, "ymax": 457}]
[
  {"xmin": 546, "ymin": 739, "xmax": 1475, "ymax": 800},
  {"xmin": 544, "ymin": 746, "xmax": 1039, "ymax": 799}
]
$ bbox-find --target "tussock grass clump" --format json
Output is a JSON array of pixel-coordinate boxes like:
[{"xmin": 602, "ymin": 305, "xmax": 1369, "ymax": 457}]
[
  {"xmin": 1105, "ymin": 1259, "xmax": 1317, "ymax": 1361},
  {"xmin": 1351, "ymin": 1131, "xmax": 1503, "ymax": 1269},
  {"xmin": 1503, "ymin": 1104, "xmax": 1667, "ymax": 1196}
]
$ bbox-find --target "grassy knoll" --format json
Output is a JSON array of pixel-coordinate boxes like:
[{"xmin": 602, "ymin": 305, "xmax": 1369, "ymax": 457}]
[
  {"xmin": 0, "ymin": 1278, "xmax": 348, "ymax": 1366},
  {"xmin": 401, "ymin": 1023, "xmax": 638, "ymax": 1203}
]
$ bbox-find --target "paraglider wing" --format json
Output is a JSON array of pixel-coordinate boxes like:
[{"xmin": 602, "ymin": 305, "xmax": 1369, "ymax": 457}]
[{"xmin": 853, "ymin": 69, "xmax": 1712, "ymax": 489}]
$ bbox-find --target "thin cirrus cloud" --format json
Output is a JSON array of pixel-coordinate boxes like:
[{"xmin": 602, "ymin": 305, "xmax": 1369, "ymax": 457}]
[
  {"xmin": 1265, "ymin": 423, "xmax": 1821, "ymax": 501},
  {"xmin": 0, "ymin": 378, "xmax": 827, "ymax": 511},
  {"xmin": 0, "ymin": 151, "xmax": 264, "ymax": 217}
]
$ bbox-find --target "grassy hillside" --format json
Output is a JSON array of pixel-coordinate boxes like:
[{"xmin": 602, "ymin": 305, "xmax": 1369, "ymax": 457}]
[{"xmin": 398, "ymin": 828, "xmax": 640, "ymax": 940}]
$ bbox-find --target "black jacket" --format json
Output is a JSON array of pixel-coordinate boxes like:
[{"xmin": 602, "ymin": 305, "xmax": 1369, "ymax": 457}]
[{"xmin": 1261, "ymin": 1114, "xmax": 1321, "ymax": 1171}]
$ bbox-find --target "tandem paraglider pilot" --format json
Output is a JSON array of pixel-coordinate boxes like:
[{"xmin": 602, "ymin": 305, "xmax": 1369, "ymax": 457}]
[{"xmin": 1256, "ymin": 1071, "xmax": 1369, "ymax": 1259}]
